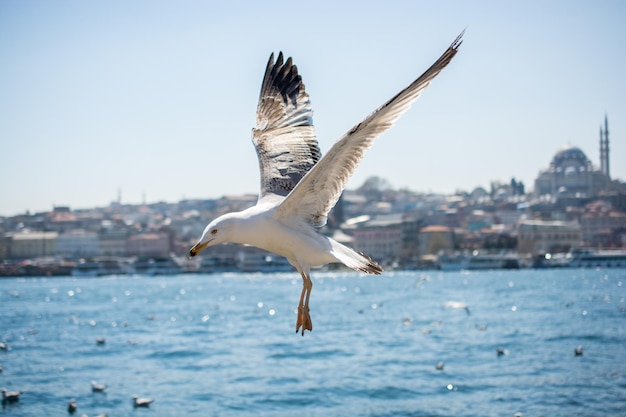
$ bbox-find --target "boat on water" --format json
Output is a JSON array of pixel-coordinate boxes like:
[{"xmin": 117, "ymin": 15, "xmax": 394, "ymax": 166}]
[
  {"xmin": 238, "ymin": 253, "xmax": 293, "ymax": 273},
  {"xmin": 437, "ymin": 251, "xmax": 521, "ymax": 271},
  {"xmin": 533, "ymin": 252, "xmax": 572, "ymax": 268},
  {"xmin": 197, "ymin": 256, "xmax": 240, "ymax": 274},
  {"xmin": 132, "ymin": 257, "xmax": 183, "ymax": 275},
  {"xmin": 72, "ymin": 257, "xmax": 134, "ymax": 277},
  {"xmin": 197, "ymin": 253, "xmax": 293, "ymax": 274},
  {"xmin": 437, "ymin": 253, "xmax": 470, "ymax": 271},
  {"xmin": 569, "ymin": 249, "xmax": 626, "ymax": 268}
]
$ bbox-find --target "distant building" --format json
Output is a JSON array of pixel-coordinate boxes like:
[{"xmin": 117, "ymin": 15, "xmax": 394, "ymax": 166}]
[
  {"xmin": 494, "ymin": 206, "xmax": 527, "ymax": 226},
  {"xmin": 56, "ymin": 230, "xmax": 100, "ymax": 258},
  {"xmin": 534, "ymin": 145, "xmax": 610, "ymax": 198},
  {"xmin": 46, "ymin": 207, "xmax": 81, "ymax": 232},
  {"xmin": 599, "ymin": 115, "xmax": 610, "ymax": 178},
  {"xmin": 8, "ymin": 231, "xmax": 58, "ymax": 259},
  {"xmin": 98, "ymin": 228, "xmax": 128, "ymax": 256},
  {"xmin": 465, "ymin": 210, "xmax": 493, "ymax": 232},
  {"xmin": 126, "ymin": 233, "xmax": 170, "ymax": 257},
  {"xmin": 418, "ymin": 225, "xmax": 455, "ymax": 255},
  {"xmin": 517, "ymin": 219, "xmax": 581, "ymax": 255},
  {"xmin": 0, "ymin": 234, "xmax": 10, "ymax": 259},
  {"xmin": 345, "ymin": 214, "xmax": 404, "ymax": 265},
  {"xmin": 579, "ymin": 200, "xmax": 626, "ymax": 247}
]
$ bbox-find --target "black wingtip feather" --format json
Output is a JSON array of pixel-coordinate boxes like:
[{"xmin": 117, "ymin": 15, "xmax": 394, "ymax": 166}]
[{"xmin": 260, "ymin": 51, "xmax": 303, "ymax": 108}]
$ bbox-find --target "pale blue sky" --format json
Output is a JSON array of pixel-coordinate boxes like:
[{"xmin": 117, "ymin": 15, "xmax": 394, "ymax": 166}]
[{"xmin": 1, "ymin": 1, "xmax": 624, "ymax": 216}]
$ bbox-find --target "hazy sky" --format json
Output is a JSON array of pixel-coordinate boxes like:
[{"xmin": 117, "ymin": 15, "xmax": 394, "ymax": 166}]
[{"xmin": 1, "ymin": 1, "xmax": 624, "ymax": 216}]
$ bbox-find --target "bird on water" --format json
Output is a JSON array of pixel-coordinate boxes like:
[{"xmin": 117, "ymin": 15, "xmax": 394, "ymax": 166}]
[
  {"xmin": 190, "ymin": 31, "xmax": 464, "ymax": 335},
  {"xmin": 1, "ymin": 388, "xmax": 22, "ymax": 404},
  {"xmin": 132, "ymin": 395, "xmax": 154, "ymax": 407}
]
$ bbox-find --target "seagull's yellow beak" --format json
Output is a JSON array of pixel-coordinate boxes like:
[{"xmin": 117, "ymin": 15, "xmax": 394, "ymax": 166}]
[{"xmin": 189, "ymin": 240, "xmax": 210, "ymax": 258}]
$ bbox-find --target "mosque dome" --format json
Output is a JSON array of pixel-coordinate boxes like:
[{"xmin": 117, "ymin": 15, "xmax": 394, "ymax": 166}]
[
  {"xmin": 551, "ymin": 145, "xmax": 590, "ymax": 167},
  {"xmin": 549, "ymin": 145, "xmax": 593, "ymax": 173}
]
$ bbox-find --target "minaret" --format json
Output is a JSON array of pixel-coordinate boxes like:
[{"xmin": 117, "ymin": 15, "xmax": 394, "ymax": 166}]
[{"xmin": 599, "ymin": 115, "xmax": 610, "ymax": 178}]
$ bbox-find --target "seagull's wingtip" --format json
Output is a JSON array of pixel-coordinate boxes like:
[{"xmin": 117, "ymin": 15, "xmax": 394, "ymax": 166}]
[{"xmin": 452, "ymin": 28, "xmax": 465, "ymax": 49}]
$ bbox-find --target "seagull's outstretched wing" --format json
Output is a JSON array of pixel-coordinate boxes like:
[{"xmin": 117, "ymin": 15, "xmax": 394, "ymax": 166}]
[
  {"xmin": 253, "ymin": 52, "xmax": 321, "ymax": 203},
  {"xmin": 277, "ymin": 31, "xmax": 463, "ymax": 227}
]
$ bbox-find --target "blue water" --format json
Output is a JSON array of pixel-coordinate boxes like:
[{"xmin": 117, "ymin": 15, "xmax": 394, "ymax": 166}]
[{"xmin": 1, "ymin": 269, "xmax": 625, "ymax": 417}]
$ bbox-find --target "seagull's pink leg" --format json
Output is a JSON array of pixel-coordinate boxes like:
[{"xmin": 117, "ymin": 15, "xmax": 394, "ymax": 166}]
[{"xmin": 295, "ymin": 270, "xmax": 313, "ymax": 336}]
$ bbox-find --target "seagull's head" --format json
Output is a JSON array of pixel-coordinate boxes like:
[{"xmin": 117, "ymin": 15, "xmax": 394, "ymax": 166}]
[{"xmin": 189, "ymin": 214, "xmax": 235, "ymax": 258}]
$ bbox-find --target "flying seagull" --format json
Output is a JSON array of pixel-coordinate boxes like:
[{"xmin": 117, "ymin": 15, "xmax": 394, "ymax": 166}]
[{"xmin": 190, "ymin": 31, "xmax": 463, "ymax": 335}]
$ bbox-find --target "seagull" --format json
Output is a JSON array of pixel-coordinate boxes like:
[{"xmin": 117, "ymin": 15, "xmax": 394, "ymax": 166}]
[
  {"xmin": 68, "ymin": 399, "xmax": 77, "ymax": 414},
  {"xmin": 444, "ymin": 300, "xmax": 471, "ymax": 315},
  {"xmin": 132, "ymin": 395, "xmax": 154, "ymax": 408},
  {"xmin": 1, "ymin": 388, "xmax": 22, "ymax": 404},
  {"xmin": 190, "ymin": 31, "xmax": 463, "ymax": 335},
  {"xmin": 91, "ymin": 381, "xmax": 107, "ymax": 392}
]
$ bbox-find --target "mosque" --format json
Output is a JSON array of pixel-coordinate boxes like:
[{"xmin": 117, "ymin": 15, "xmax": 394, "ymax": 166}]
[{"xmin": 534, "ymin": 116, "xmax": 612, "ymax": 198}]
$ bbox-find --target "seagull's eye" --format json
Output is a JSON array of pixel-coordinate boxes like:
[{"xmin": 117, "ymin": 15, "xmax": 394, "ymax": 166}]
[{"xmin": 211, "ymin": 229, "xmax": 218, "ymax": 235}]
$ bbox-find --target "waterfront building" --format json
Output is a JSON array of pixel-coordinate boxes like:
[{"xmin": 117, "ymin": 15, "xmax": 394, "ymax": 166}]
[
  {"xmin": 0, "ymin": 235, "xmax": 9, "ymax": 259},
  {"xmin": 517, "ymin": 219, "xmax": 581, "ymax": 255},
  {"xmin": 345, "ymin": 214, "xmax": 404, "ymax": 265},
  {"xmin": 7, "ymin": 231, "xmax": 58, "ymax": 259},
  {"xmin": 126, "ymin": 233, "xmax": 170, "ymax": 257},
  {"xmin": 579, "ymin": 200, "xmax": 626, "ymax": 247},
  {"xmin": 56, "ymin": 229, "xmax": 100, "ymax": 258},
  {"xmin": 98, "ymin": 228, "xmax": 128, "ymax": 256},
  {"xmin": 418, "ymin": 225, "xmax": 455, "ymax": 255}
]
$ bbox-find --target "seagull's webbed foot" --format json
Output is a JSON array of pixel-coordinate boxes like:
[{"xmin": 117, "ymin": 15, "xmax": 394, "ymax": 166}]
[{"xmin": 296, "ymin": 304, "xmax": 313, "ymax": 336}]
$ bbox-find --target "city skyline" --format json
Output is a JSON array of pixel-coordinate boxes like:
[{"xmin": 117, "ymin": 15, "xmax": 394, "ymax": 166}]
[{"xmin": 1, "ymin": 1, "xmax": 625, "ymax": 217}]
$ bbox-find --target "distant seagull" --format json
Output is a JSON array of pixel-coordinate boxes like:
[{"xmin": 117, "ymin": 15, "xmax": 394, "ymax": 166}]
[
  {"xmin": 1, "ymin": 388, "xmax": 22, "ymax": 404},
  {"xmin": 436, "ymin": 361, "xmax": 445, "ymax": 370},
  {"xmin": 95, "ymin": 337, "xmax": 106, "ymax": 345},
  {"xmin": 574, "ymin": 345, "xmax": 584, "ymax": 356},
  {"xmin": 132, "ymin": 395, "xmax": 154, "ymax": 408},
  {"xmin": 497, "ymin": 346, "xmax": 509, "ymax": 357},
  {"xmin": 68, "ymin": 399, "xmax": 77, "ymax": 414},
  {"xmin": 189, "ymin": 31, "xmax": 464, "ymax": 335},
  {"xmin": 444, "ymin": 300, "xmax": 471, "ymax": 316},
  {"xmin": 415, "ymin": 276, "xmax": 431, "ymax": 287},
  {"xmin": 0, "ymin": 342, "xmax": 7, "ymax": 350},
  {"xmin": 91, "ymin": 381, "xmax": 107, "ymax": 392}
]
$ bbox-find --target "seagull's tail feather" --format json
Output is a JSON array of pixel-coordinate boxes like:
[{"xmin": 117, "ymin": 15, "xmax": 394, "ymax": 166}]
[{"xmin": 330, "ymin": 239, "xmax": 383, "ymax": 275}]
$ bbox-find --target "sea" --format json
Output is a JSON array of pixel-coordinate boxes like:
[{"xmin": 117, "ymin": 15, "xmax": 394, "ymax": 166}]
[{"xmin": 1, "ymin": 268, "xmax": 625, "ymax": 417}]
